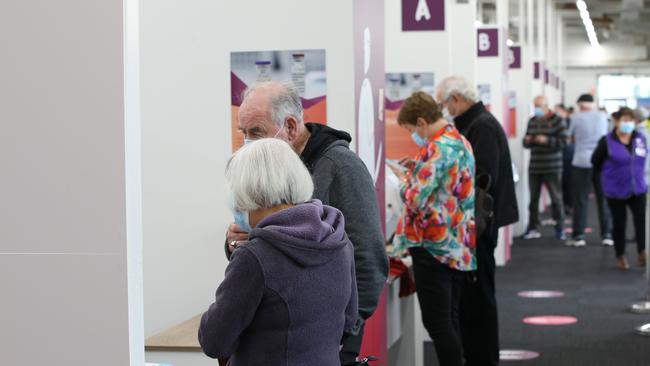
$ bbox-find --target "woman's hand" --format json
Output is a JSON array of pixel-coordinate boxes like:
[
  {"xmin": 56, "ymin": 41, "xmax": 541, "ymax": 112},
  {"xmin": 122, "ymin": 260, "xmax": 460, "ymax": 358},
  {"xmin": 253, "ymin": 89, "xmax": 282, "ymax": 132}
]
[{"xmin": 227, "ymin": 223, "xmax": 249, "ymax": 253}]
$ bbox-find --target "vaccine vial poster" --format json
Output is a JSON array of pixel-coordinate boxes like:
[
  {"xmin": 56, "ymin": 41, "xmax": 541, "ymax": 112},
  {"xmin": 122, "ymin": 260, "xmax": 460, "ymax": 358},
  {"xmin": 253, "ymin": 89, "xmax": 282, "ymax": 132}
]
[
  {"xmin": 478, "ymin": 84, "xmax": 492, "ymax": 111},
  {"xmin": 385, "ymin": 72, "xmax": 435, "ymax": 160},
  {"xmin": 230, "ymin": 49, "xmax": 327, "ymax": 151}
]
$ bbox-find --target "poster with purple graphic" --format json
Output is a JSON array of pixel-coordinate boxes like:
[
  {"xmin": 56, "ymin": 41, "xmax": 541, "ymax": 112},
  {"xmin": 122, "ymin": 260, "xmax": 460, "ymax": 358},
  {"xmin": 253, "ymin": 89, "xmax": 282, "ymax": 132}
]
[
  {"xmin": 508, "ymin": 46, "xmax": 521, "ymax": 69},
  {"xmin": 477, "ymin": 28, "xmax": 499, "ymax": 57},
  {"xmin": 402, "ymin": 0, "xmax": 444, "ymax": 31},
  {"xmin": 230, "ymin": 50, "xmax": 327, "ymax": 151},
  {"xmin": 354, "ymin": 0, "xmax": 387, "ymax": 363},
  {"xmin": 533, "ymin": 62, "xmax": 540, "ymax": 79}
]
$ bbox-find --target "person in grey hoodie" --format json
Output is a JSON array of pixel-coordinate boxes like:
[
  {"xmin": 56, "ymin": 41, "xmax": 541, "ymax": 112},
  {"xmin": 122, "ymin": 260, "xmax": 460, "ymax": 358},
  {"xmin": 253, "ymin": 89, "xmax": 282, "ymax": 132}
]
[
  {"xmin": 226, "ymin": 81, "xmax": 388, "ymax": 362},
  {"xmin": 200, "ymin": 139, "xmax": 358, "ymax": 365}
]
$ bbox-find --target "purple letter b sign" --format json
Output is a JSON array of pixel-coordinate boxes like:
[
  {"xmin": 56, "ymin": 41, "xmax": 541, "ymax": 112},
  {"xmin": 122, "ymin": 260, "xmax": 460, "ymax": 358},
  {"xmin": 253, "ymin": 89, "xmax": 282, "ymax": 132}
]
[{"xmin": 477, "ymin": 28, "xmax": 499, "ymax": 57}]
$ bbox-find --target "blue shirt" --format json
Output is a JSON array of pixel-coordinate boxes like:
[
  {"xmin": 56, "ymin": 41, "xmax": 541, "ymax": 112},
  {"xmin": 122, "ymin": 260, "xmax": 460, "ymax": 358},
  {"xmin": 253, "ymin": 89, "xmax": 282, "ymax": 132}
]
[{"xmin": 568, "ymin": 110, "xmax": 608, "ymax": 168}]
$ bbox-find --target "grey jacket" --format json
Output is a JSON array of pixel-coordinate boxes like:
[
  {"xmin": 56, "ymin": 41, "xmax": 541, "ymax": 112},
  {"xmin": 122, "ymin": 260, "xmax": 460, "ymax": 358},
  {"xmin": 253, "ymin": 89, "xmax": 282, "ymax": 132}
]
[
  {"xmin": 300, "ymin": 123, "xmax": 388, "ymax": 333},
  {"xmin": 201, "ymin": 201, "xmax": 357, "ymax": 365}
]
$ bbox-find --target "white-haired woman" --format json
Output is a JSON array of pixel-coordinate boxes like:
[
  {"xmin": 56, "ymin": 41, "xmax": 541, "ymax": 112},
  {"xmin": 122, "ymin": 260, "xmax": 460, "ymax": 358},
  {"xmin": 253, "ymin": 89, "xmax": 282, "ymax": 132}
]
[{"xmin": 198, "ymin": 139, "xmax": 358, "ymax": 366}]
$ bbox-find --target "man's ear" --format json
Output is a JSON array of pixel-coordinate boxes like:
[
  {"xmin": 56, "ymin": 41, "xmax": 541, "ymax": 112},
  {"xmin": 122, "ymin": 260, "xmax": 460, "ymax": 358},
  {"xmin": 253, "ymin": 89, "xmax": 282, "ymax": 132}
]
[{"xmin": 284, "ymin": 116, "xmax": 299, "ymax": 141}]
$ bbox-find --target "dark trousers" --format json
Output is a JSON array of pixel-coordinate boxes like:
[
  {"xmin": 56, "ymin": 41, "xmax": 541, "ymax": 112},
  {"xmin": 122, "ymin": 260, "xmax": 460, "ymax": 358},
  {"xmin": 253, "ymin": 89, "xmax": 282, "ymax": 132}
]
[
  {"xmin": 562, "ymin": 145, "xmax": 575, "ymax": 209},
  {"xmin": 571, "ymin": 167, "xmax": 612, "ymax": 239},
  {"xmin": 339, "ymin": 325, "xmax": 364, "ymax": 364},
  {"xmin": 410, "ymin": 247, "xmax": 464, "ymax": 366},
  {"xmin": 607, "ymin": 194, "xmax": 647, "ymax": 257},
  {"xmin": 460, "ymin": 229, "xmax": 499, "ymax": 366},
  {"xmin": 528, "ymin": 172, "xmax": 564, "ymax": 231}
]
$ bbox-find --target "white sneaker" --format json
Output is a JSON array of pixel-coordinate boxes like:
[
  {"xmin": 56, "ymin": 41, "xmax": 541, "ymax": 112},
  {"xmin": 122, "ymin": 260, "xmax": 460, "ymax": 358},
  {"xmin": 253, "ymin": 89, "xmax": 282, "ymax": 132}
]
[
  {"xmin": 573, "ymin": 239, "xmax": 586, "ymax": 247},
  {"xmin": 522, "ymin": 229, "xmax": 542, "ymax": 240},
  {"xmin": 602, "ymin": 238, "xmax": 614, "ymax": 246}
]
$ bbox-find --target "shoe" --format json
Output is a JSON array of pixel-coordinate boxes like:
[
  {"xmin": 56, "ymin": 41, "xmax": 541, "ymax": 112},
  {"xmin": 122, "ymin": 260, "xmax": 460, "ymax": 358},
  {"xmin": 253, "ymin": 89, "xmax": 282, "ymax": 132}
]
[
  {"xmin": 522, "ymin": 229, "xmax": 542, "ymax": 240},
  {"xmin": 602, "ymin": 237, "xmax": 614, "ymax": 246},
  {"xmin": 566, "ymin": 237, "xmax": 586, "ymax": 247},
  {"xmin": 639, "ymin": 250, "xmax": 647, "ymax": 267},
  {"xmin": 555, "ymin": 229, "xmax": 567, "ymax": 241},
  {"xmin": 617, "ymin": 256, "xmax": 630, "ymax": 270},
  {"xmin": 573, "ymin": 239, "xmax": 586, "ymax": 247}
]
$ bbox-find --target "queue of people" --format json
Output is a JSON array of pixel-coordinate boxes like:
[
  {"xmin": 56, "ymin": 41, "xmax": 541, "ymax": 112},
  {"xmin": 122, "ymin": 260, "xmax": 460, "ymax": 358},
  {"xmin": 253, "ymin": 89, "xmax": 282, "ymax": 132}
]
[
  {"xmin": 522, "ymin": 93, "xmax": 649, "ymax": 271},
  {"xmin": 197, "ymin": 77, "xmax": 518, "ymax": 366}
]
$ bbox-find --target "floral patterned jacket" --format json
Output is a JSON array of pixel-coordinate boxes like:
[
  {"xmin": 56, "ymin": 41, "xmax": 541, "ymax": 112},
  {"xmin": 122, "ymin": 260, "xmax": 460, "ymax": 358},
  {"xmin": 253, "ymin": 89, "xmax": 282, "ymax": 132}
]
[{"xmin": 393, "ymin": 123, "xmax": 477, "ymax": 271}]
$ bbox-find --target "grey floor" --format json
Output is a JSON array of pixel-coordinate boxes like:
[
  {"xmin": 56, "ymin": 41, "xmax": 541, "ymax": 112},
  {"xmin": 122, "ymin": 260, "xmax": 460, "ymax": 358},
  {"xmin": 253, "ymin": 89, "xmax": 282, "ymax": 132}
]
[{"xmin": 497, "ymin": 210, "xmax": 650, "ymax": 365}]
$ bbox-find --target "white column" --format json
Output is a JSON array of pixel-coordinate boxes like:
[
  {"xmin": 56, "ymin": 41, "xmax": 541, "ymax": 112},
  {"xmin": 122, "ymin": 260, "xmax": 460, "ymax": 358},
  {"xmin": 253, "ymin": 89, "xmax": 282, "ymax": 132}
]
[
  {"xmin": 449, "ymin": 0, "xmax": 478, "ymax": 85},
  {"xmin": 1, "ymin": 1, "xmax": 143, "ymax": 365}
]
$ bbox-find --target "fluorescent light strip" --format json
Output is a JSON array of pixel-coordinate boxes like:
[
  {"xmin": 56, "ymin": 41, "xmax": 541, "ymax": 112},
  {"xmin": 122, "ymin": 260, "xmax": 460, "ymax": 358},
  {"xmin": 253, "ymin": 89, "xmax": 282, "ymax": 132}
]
[{"xmin": 576, "ymin": 0, "xmax": 599, "ymax": 47}]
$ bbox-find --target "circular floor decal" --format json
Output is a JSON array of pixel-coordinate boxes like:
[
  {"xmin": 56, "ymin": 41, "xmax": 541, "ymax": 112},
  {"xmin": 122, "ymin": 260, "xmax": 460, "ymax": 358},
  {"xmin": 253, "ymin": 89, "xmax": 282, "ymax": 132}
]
[
  {"xmin": 500, "ymin": 350, "xmax": 540, "ymax": 361},
  {"xmin": 523, "ymin": 315, "xmax": 577, "ymax": 325},
  {"xmin": 518, "ymin": 290, "xmax": 565, "ymax": 298}
]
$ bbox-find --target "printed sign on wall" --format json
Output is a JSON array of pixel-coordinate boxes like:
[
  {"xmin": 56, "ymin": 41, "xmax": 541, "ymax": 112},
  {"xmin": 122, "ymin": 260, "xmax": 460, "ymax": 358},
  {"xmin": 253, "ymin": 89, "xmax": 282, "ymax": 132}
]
[
  {"xmin": 230, "ymin": 50, "xmax": 327, "ymax": 151},
  {"xmin": 478, "ymin": 84, "xmax": 492, "ymax": 110},
  {"xmin": 385, "ymin": 73, "xmax": 435, "ymax": 160},
  {"xmin": 402, "ymin": 0, "xmax": 445, "ymax": 31},
  {"xmin": 477, "ymin": 28, "xmax": 499, "ymax": 57},
  {"xmin": 508, "ymin": 46, "xmax": 521, "ymax": 69}
]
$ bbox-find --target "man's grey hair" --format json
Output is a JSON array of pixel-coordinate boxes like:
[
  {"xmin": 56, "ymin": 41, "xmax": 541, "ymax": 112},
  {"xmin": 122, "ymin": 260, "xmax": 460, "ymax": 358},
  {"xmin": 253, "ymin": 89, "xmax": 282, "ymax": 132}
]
[
  {"xmin": 243, "ymin": 81, "xmax": 304, "ymax": 127},
  {"xmin": 435, "ymin": 75, "xmax": 478, "ymax": 103},
  {"xmin": 226, "ymin": 138, "xmax": 313, "ymax": 211}
]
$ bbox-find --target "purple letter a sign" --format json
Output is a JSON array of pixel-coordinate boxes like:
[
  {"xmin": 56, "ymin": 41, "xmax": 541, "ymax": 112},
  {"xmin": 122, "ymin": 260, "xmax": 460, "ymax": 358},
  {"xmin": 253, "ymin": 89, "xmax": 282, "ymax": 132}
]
[{"xmin": 402, "ymin": 0, "xmax": 445, "ymax": 31}]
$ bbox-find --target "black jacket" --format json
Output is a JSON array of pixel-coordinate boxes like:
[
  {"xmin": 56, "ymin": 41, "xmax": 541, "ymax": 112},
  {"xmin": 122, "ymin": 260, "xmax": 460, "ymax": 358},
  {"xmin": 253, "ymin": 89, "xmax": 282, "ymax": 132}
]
[{"xmin": 454, "ymin": 102, "xmax": 519, "ymax": 234}]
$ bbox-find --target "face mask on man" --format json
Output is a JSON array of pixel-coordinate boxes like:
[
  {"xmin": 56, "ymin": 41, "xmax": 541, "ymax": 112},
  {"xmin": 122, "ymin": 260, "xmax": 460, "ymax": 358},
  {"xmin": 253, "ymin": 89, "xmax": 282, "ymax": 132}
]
[
  {"xmin": 619, "ymin": 120, "xmax": 635, "ymax": 134},
  {"xmin": 244, "ymin": 121, "xmax": 286, "ymax": 145},
  {"xmin": 442, "ymin": 107, "xmax": 453, "ymax": 121},
  {"xmin": 534, "ymin": 107, "xmax": 545, "ymax": 117}
]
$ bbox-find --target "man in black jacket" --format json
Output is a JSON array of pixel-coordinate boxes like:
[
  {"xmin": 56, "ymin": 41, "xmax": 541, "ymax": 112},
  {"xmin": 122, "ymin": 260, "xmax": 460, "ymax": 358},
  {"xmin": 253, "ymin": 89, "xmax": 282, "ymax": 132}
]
[
  {"xmin": 436, "ymin": 76, "xmax": 519, "ymax": 366},
  {"xmin": 226, "ymin": 81, "xmax": 389, "ymax": 363}
]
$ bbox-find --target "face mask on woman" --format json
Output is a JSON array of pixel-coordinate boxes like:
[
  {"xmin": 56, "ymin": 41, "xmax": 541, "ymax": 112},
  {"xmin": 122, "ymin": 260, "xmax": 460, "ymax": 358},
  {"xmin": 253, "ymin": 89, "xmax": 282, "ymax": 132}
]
[
  {"xmin": 233, "ymin": 210, "xmax": 252, "ymax": 232},
  {"xmin": 619, "ymin": 120, "xmax": 635, "ymax": 134},
  {"xmin": 411, "ymin": 131, "xmax": 428, "ymax": 147}
]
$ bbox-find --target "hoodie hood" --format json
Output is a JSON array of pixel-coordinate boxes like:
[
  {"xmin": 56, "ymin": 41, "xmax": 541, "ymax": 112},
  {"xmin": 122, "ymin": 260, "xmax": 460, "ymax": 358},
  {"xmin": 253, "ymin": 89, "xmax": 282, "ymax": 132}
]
[
  {"xmin": 300, "ymin": 123, "xmax": 352, "ymax": 171},
  {"xmin": 250, "ymin": 200, "xmax": 349, "ymax": 267}
]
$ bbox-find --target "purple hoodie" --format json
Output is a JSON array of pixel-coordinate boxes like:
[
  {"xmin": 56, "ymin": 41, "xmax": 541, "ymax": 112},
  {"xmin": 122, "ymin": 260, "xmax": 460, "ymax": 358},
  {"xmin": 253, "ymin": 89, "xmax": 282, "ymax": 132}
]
[{"xmin": 198, "ymin": 200, "xmax": 358, "ymax": 366}]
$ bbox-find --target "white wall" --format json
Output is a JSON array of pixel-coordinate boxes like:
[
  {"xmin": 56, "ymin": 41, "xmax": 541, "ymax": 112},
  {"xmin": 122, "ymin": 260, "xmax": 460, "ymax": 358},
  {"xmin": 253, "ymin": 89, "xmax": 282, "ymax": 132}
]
[
  {"xmin": 1, "ymin": 1, "xmax": 143, "ymax": 365},
  {"xmin": 565, "ymin": 66, "xmax": 650, "ymax": 108},
  {"xmin": 385, "ymin": 0, "xmax": 476, "ymax": 84},
  {"xmin": 140, "ymin": 0, "xmax": 358, "ymax": 339}
]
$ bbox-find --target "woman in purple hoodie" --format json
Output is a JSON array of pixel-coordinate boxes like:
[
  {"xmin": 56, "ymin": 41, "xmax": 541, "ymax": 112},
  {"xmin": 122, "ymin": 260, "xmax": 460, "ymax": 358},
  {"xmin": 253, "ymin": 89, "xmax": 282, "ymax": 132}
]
[
  {"xmin": 198, "ymin": 138, "xmax": 358, "ymax": 365},
  {"xmin": 592, "ymin": 107, "xmax": 648, "ymax": 270}
]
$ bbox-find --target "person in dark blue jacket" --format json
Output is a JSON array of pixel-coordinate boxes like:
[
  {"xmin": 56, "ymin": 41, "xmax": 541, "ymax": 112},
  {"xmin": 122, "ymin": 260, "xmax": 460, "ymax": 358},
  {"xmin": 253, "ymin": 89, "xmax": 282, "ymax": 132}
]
[
  {"xmin": 199, "ymin": 139, "xmax": 358, "ymax": 365},
  {"xmin": 592, "ymin": 107, "xmax": 648, "ymax": 270}
]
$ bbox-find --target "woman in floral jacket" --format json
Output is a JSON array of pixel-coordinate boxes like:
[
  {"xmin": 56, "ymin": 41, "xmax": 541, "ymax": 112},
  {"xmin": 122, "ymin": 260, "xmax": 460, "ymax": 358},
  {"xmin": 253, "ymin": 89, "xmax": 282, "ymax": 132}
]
[{"xmin": 390, "ymin": 91, "xmax": 476, "ymax": 366}]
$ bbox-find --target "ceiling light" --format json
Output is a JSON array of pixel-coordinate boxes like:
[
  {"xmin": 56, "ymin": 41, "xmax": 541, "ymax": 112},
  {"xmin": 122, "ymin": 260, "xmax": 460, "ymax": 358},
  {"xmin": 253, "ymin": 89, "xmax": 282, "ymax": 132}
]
[
  {"xmin": 507, "ymin": 39, "xmax": 514, "ymax": 46},
  {"xmin": 575, "ymin": 0, "xmax": 599, "ymax": 48}
]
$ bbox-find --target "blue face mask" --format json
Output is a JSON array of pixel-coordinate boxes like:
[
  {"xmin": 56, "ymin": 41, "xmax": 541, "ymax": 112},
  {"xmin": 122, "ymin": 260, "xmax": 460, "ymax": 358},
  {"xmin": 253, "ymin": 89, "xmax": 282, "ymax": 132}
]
[
  {"xmin": 411, "ymin": 131, "xmax": 428, "ymax": 147},
  {"xmin": 244, "ymin": 138, "xmax": 254, "ymax": 145},
  {"xmin": 233, "ymin": 211, "xmax": 252, "ymax": 232},
  {"xmin": 534, "ymin": 107, "xmax": 544, "ymax": 117},
  {"xmin": 619, "ymin": 121, "xmax": 635, "ymax": 134}
]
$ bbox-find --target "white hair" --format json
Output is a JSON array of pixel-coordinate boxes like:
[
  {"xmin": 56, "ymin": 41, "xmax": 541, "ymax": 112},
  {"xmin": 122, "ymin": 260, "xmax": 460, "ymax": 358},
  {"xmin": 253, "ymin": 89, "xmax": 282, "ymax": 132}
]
[
  {"xmin": 436, "ymin": 75, "xmax": 478, "ymax": 103},
  {"xmin": 242, "ymin": 81, "xmax": 304, "ymax": 127},
  {"xmin": 226, "ymin": 138, "xmax": 313, "ymax": 211}
]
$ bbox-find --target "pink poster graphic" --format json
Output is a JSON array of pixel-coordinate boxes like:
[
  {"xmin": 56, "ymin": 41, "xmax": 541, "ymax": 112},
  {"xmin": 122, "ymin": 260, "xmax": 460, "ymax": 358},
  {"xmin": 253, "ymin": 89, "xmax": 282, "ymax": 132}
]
[{"xmin": 354, "ymin": 0, "xmax": 387, "ymax": 363}]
